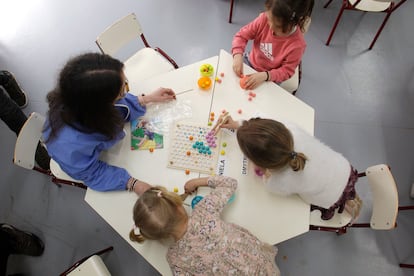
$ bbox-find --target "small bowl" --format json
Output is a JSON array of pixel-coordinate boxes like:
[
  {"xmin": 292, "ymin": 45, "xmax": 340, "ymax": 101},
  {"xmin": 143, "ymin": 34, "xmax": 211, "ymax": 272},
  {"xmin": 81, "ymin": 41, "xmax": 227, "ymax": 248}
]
[
  {"xmin": 198, "ymin": 76, "xmax": 212, "ymax": 90},
  {"xmin": 200, "ymin": 63, "xmax": 214, "ymax": 77}
]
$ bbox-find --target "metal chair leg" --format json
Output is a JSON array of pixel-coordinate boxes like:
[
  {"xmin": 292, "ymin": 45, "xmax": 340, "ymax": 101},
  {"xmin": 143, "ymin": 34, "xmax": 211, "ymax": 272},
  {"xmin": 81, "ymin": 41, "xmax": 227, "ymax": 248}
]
[
  {"xmin": 229, "ymin": 0, "xmax": 235, "ymax": 23},
  {"xmin": 60, "ymin": 246, "xmax": 114, "ymax": 276},
  {"xmin": 324, "ymin": 0, "xmax": 335, "ymax": 9},
  {"xmin": 51, "ymin": 176, "xmax": 87, "ymax": 189},
  {"xmin": 326, "ymin": 3, "xmax": 347, "ymax": 46},
  {"xmin": 400, "ymin": 263, "xmax": 414, "ymax": 269},
  {"xmin": 368, "ymin": 8, "xmax": 392, "ymax": 50}
]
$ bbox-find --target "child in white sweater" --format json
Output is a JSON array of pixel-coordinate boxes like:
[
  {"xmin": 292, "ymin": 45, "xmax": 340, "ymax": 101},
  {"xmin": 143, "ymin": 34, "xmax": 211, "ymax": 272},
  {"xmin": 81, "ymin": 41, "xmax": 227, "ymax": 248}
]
[{"xmin": 217, "ymin": 116, "xmax": 361, "ymax": 220}]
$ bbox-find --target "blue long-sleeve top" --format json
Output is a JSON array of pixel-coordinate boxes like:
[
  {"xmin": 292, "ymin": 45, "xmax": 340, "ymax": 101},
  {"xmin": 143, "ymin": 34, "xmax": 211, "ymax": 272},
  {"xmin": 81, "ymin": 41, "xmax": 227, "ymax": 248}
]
[{"xmin": 42, "ymin": 93, "xmax": 146, "ymax": 191}]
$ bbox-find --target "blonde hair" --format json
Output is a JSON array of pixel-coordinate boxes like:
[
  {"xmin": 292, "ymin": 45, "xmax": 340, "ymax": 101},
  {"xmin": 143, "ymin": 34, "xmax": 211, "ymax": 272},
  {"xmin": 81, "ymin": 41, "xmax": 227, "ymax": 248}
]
[
  {"xmin": 129, "ymin": 186, "xmax": 186, "ymax": 243},
  {"xmin": 237, "ymin": 118, "xmax": 307, "ymax": 171}
]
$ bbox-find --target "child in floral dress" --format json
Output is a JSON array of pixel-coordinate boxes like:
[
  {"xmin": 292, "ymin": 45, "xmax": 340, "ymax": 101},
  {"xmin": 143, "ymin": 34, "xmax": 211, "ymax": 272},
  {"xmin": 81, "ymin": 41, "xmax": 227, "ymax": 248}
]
[{"xmin": 130, "ymin": 175, "xmax": 280, "ymax": 275}]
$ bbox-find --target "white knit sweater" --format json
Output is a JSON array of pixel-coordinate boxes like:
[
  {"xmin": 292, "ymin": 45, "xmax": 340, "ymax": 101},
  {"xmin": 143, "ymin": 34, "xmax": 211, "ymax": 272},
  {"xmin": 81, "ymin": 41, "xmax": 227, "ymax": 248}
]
[{"xmin": 263, "ymin": 122, "xmax": 351, "ymax": 209}]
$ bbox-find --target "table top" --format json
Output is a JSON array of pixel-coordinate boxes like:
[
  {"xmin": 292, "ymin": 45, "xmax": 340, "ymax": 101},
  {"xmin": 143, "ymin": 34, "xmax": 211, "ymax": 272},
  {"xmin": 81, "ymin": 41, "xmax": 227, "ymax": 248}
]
[{"xmin": 85, "ymin": 50, "xmax": 315, "ymax": 275}]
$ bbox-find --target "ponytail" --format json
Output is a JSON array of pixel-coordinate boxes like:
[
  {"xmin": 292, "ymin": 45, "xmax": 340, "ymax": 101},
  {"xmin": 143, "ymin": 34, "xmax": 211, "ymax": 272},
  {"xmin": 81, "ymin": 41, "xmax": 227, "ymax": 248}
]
[
  {"xmin": 288, "ymin": 151, "xmax": 307, "ymax": 171},
  {"xmin": 129, "ymin": 229, "xmax": 146, "ymax": 243},
  {"xmin": 130, "ymin": 186, "xmax": 186, "ymax": 244}
]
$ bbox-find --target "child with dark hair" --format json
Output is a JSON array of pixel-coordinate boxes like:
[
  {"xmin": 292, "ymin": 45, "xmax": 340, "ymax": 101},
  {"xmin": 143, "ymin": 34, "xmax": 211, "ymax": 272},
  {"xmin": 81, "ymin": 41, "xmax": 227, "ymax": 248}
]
[
  {"xmin": 232, "ymin": 0, "xmax": 314, "ymax": 89},
  {"xmin": 130, "ymin": 176, "xmax": 280, "ymax": 275},
  {"xmin": 216, "ymin": 115, "xmax": 362, "ymax": 221},
  {"xmin": 43, "ymin": 53, "xmax": 176, "ymax": 194}
]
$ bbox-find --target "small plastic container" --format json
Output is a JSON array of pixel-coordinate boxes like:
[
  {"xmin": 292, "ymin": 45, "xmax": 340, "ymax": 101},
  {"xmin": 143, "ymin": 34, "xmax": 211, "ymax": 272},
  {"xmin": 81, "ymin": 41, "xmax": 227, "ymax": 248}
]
[
  {"xmin": 198, "ymin": 76, "xmax": 212, "ymax": 90},
  {"xmin": 200, "ymin": 63, "xmax": 214, "ymax": 77}
]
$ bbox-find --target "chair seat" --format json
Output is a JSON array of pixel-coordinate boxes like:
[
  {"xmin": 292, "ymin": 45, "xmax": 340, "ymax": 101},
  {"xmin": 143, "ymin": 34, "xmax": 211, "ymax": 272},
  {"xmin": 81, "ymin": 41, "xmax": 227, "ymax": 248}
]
[
  {"xmin": 366, "ymin": 164, "xmax": 398, "ymax": 230},
  {"xmin": 124, "ymin": 47, "xmax": 175, "ymax": 85},
  {"xmin": 310, "ymin": 209, "xmax": 353, "ymax": 228},
  {"xmin": 50, "ymin": 159, "xmax": 83, "ymax": 183},
  {"xmin": 279, "ymin": 66, "xmax": 299, "ymax": 93},
  {"xmin": 66, "ymin": 255, "xmax": 111, "ymax": 276},
  {"xmin": 349, "ymin": 0, "xmax": 391, "ymax": 12}
]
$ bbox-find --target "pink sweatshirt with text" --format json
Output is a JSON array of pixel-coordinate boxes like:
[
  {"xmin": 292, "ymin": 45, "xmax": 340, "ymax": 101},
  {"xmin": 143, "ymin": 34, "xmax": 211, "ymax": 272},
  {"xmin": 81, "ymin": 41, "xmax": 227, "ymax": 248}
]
[{"xmin": 232, "ymin": 12, "xmax": 306, "ymax": 83}]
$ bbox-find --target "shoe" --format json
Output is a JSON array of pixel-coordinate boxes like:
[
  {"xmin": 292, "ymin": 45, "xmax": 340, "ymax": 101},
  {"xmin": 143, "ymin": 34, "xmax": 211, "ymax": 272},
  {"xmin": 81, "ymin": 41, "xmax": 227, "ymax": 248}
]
[
  {"xmin": 0, "ymin": 224, "xmax": 44, "ymax": 256},
  {"xmin": 35, "ymin": 143, "xmax": 51, "ymax": 170},
  {"xmin": 0, "ymin": 71, "xmax": 28, "ymax": 108}
]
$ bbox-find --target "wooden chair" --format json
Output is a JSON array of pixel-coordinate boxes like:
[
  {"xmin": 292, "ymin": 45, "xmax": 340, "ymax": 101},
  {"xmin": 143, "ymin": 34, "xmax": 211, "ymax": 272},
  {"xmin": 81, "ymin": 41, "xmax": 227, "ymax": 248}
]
[
  {"xmin": 14, "ymin": 112, "xmax": 50, "ymax": 175},
  {"xmin": 324, "ymin": 0, "xmax": 407, "ymax": 49},
  {"xmin": 60, "ymin": 246, "xmax": 113, "ymax": 276},
  {"xmin": 310, "ymin": 164, "xmax": 400, "ymax": 234},
  {"xmin": 13, "ymin": 112, "xmax": 86, "ymax": 189},
  {"xmin": 96, "ymin": 13, "xmax": 178, "ymax": 86}
]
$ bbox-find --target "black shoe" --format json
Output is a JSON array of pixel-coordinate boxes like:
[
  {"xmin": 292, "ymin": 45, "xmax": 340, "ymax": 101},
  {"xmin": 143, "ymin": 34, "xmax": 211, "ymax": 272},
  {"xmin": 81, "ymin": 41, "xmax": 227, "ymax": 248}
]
[
  {"xmin": 35, "ymin": 143, "xmax": 50, "ymax": 170},
  {"xmin": 0, "ymin": 224, "xmax": 44, "ymax": 256},
  {"xmin": 0, "ymin": 71, "xmax": 28, "ymax": 108}
]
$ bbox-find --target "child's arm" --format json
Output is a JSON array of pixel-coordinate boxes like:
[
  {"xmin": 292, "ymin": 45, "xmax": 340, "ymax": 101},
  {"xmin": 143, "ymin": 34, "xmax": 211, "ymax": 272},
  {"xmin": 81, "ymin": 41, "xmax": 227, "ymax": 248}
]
[
  {"xmin": 231, "ymin": 14, "xmax": 263, "ymax": 56},
  {"xmin": 212, "ymin": 113, "xmax": 240, "ymax": 134},
  {"xmin": 242, "ymin": 72, "xmax": 268, "ymax": 90},
  {"xmin": 232, "ymin": 54, "xmax": 244, "ymax": 77},
  {"xmin": 116, "ymin": 88, "xmax": 176, "ymax": 122},
  {"xmin": 185, "ymin": 176, "xmax": 237, "ymax": 215},
  {"xmin": 231, "ymin": 14, "xmax": 264, "ymax": 77},
  {"xmin": 184, "ymin": 177, "xmax": 210, "ymax": 194}
]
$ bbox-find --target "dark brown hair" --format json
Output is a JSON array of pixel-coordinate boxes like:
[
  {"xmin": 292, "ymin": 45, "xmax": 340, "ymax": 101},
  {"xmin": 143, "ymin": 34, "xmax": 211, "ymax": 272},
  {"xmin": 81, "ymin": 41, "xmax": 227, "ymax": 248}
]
[
  {"xmin": 265, "ymin": 0, "xmax": 314, "ymax": 33},
  {"xmin": 237, "ymin": 118, "xmax": 307, "ymax": 171},
  {"xmin": 46, "ymin": 53, "xmax": 125, "ymax": 141}
]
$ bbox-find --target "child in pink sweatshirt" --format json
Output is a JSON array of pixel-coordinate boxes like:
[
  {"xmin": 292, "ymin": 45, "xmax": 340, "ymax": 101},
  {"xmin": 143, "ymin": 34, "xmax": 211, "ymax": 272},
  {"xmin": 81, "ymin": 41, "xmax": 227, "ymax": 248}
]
[{"xmin": 232, "ymin": 0, "xmax": 314, "ymax": 89}]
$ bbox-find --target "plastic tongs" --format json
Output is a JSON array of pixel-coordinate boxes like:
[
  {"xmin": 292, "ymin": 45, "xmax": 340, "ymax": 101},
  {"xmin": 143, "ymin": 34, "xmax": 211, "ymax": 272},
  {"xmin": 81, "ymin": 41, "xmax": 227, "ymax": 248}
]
[{"xmin": 211, "ymin": 111, "xmax": 230, "ymax": 135}]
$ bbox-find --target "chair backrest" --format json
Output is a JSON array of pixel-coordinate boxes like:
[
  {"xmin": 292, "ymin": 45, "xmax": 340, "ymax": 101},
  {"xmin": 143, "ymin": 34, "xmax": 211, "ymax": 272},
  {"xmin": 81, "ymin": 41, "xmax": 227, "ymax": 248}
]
[
  {"xmin": 96, "ymin": 13, "xmax": 144, "ymax": 56},
  {"xmin": 64, "ymin": 255, "xmax": 111, "ymax": 276},
  {"xmin": 14, "ymin": 112, "xmax": 45, "ymax": 170},
  {"xmin": 365, "ymin": 164, "xmax": 399, "ymax": 230},
  {"xmin": 348, "ymin": 0, "xmax": 391, "ymax": 12}
]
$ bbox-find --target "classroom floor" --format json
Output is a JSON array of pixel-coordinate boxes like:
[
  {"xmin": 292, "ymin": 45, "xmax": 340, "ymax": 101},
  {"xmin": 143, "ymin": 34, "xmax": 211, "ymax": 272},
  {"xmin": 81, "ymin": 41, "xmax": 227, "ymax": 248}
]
[{"xmin": 1, "ymin": 0, "xmax": 413, "ymax": 275}]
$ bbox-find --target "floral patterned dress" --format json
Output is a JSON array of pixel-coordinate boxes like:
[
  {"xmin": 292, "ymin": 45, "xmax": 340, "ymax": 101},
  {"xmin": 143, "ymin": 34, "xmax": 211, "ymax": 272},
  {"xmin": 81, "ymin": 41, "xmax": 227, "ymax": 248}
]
[{"xmin": 167, "ymin": 176, "xmax": 280, "ymax": 275}]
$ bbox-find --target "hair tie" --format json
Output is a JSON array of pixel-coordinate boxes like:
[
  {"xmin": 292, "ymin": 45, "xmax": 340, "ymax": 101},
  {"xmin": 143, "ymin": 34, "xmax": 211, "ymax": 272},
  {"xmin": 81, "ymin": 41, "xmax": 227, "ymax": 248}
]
[
  {"xmin": 157, "ymin": 191, "xmax": 162, "ymax": 198},
  {"xmin": 133, "ymin": 225, "xmax": 141, "ymax": 235},
  {"xmin": 290, "ymin": 151, "xmax": 297, "ymax": 160},
  {"xmin": 290, "ymin": 11, "xmax": 296, "ymax": 21}
]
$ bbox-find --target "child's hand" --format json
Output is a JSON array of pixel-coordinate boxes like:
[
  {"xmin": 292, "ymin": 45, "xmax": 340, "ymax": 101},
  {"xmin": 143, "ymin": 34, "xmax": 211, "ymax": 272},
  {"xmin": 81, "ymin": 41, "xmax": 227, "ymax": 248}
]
[
  {"xmin": 134, "ymin": 180, "xmax": 152, "ymax": 195},
  {"xmin": 184, "ymin": 177, "xmax": 208, "ymax": 194},
  {"xmin": 243, "ymin": 72, "xmax": 267, "ymax": 90},
  {"xmin": 232, "ymin": 54, "xmax": 243, "ymax": 77},
  {"xmin": 145, "ymin": 87, "xmax": 176, "ymax": 103},
  {"xmin": 214, "ymin": 114, "xmax": 239, "ymax": 134}
]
